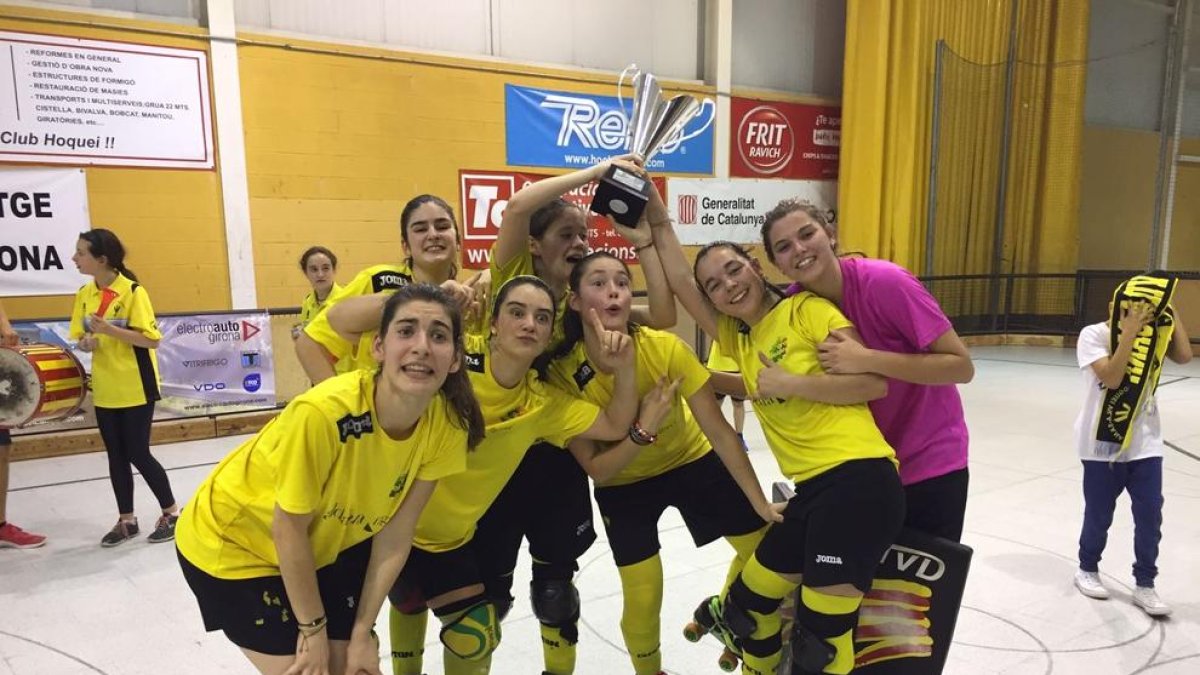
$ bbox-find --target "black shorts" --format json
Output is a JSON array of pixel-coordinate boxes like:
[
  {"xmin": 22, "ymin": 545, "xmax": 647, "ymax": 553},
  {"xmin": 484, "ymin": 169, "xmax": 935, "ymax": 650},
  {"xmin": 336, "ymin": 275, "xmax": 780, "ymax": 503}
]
[
  {"xmin": 594, "ymin": 451, "xmax": 764, "ymax": 567},
  {"xmin": 176, "ymin": 539, "xmax": 372, "ymax": 656},
  {"xmin": 473, "ymin": 442, "xmax": 597, "ymax": 580},
  {"xmin": 756, "ymin": 458, "xmax": 905, "ymax": 591},
  {"xmin": 904, "ymin": 467, "xmax": 969, "ymax": 542},
  {"xmin": 387, "ymin": 542, "xmax": 510, "ymax": 612}
]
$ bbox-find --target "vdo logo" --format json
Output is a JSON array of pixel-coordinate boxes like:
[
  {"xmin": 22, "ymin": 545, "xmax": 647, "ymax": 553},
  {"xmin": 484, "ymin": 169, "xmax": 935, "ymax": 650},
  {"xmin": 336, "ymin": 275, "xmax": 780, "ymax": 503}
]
[
  {"xmin": 193, "ymin": 382, "xmax": 226, "ymax": 392},
  {"xmin": 736, "ymin": 105, "xmax": 794, "ymax": 175},
  {"xmin": 243, "ymin": 373, "xmax": 262, "ymax": 393}
]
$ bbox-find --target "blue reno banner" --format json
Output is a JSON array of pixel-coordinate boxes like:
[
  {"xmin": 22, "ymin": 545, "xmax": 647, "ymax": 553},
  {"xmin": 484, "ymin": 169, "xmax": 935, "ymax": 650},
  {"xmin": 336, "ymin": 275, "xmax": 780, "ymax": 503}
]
[{"xmin": 505, "ymin": 84, "xmax": 715, "ymax": 174}]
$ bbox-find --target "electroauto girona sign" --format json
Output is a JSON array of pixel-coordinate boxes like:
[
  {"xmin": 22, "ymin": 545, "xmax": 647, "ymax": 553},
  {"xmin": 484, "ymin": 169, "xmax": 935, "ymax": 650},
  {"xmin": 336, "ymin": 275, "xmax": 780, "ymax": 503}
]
[
  {"xmin": 505, "ymin": 84, "xmax": 715, "ymax": 174},
  {"xmin": 730, "ymin": 97, "xmax": 840, "ymax": 180},
  {"xmin": 458, "ymin": 169, "xmax": 667, "ymax": 270}
]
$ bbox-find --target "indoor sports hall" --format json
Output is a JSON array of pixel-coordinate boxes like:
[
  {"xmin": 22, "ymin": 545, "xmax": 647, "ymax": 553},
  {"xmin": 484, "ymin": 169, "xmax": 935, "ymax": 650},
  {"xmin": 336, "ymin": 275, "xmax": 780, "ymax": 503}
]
[{"xmin": 1, "ymin": 2, "xmax": 1198, "ymax": 675}]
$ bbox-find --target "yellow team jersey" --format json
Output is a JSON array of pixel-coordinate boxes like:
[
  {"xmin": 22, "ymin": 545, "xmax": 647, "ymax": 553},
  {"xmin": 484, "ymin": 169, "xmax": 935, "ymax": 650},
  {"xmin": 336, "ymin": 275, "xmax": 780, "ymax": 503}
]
[
  {"xmin": 490, "ymin": 250, "xmax": 569, "ymax": 351},
  {"xmin": 547, "ymin": 327, "xmax": 712, "ymax": 487},
  {"xmin": 176, "ymin": 369, "xmax": 467, "ymax": 579},
  {"xmin": 716, "ymin": 293, "xmax": 895, "ymax": 484},
  {"xmin": 414, "ymin": 333, "xmax": 600, "ymax": 552},
  {"xmin": 706, "ymin": 340, "xmax": 739, "ymax": 372},
  {"xmin": 303, "ymin": 263, "xmax": 413, "ymax": 374},
  {"xmin": 299, "ymin": 282, "xmax": 343, "ymax": 325},
  {"xmin": 69, "ymin": 273, "xmax": 161, "ymax": 409}
]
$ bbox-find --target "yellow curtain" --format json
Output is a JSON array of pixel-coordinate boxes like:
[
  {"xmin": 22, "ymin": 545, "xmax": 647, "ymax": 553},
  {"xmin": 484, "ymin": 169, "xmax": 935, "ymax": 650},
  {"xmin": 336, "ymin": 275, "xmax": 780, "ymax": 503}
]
[{"xmin": 840, "ymin": 0, "xmax": 1089, "ymax": 283}]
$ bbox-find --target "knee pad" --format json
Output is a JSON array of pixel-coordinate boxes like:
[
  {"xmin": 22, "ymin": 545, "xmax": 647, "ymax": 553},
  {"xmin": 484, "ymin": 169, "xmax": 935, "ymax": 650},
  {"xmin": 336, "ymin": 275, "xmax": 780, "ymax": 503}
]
[
  {"xmin": 790, "ymin": 624, "xmax": 836, "ymax": 674},
  {"xmin": 530, "ymin": 579, "xmax": 580, "ymax": 628},
  {"xmin": 438, "ymin": 601, "xmax": 501, "ymax": 661},
  {"xmin": 791, "ymin": 587, "xmax": 861, "ymax": 675}
]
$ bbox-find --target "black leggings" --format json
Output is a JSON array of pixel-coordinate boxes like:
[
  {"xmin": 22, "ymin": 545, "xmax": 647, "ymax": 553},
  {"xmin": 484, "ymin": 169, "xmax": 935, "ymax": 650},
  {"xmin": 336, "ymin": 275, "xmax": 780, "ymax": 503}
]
[{"xmin": 95, "ymin": 403, "xmax": 174, "ymax": 514}]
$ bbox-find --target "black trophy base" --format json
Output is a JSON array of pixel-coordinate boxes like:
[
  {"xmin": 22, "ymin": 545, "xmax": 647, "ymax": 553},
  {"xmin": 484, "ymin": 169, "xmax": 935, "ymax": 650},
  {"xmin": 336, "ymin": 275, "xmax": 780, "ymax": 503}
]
[{"xmin": 590, "ymin": 164, "xmax": 650, "ymax": 227}]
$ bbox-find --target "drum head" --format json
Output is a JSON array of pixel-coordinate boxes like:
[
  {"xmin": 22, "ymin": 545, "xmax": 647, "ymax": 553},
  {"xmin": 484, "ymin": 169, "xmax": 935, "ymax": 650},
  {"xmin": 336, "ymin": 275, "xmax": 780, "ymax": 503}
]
[{"xmin": 0, "ymin": 347, "xmax": 39, "ymax": 427}]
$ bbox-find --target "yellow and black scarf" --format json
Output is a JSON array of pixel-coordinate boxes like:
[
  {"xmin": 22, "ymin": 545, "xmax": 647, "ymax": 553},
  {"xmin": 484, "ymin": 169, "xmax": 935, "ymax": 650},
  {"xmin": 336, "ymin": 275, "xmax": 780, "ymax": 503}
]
[{"xmin": 1095, "ymin": 273, "xmax": 1177, "ymax": 458}]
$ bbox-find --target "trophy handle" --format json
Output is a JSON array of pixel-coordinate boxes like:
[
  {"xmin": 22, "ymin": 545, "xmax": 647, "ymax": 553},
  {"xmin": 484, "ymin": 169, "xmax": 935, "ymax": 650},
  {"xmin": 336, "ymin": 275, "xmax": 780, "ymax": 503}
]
[
  {"xmin": 673, "ymin": 97, "xmax": 717, "ymax": 145},
  {"xmin": 616, "ymin": 63, "xmax": 640, "ymax": 133}
]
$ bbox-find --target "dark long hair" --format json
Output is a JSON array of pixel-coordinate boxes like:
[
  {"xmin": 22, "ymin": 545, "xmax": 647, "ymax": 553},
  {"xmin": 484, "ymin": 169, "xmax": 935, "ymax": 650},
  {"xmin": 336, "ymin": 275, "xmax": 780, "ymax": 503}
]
[
  {"xmin": 529, "ymin": 198, "xmax": 583, "ymax": 239},
  {"xmin": 543, "ymin": 251, "xmax": 639, "ymax": 365},
  {"xmin": 400, "ymin": 194, "xmax": 459, "ymax": 277},
  {"xmin": 378, "ymin": 284, "xmax": 485, "ymax": 449},
  {"xmin": 299, "ymin": 245, "xmax": 338, "ymax": 271},
  {"xmin": 79, "ymin": 229, "xmax": 137, "ymax": 282}
]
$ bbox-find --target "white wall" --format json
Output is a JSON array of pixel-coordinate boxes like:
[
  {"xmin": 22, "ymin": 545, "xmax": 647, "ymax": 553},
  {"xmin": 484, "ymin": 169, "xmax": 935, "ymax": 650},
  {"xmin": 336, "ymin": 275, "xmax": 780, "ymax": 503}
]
[
  {"xmin": 15, "ymin": 0, "xmax": 201, "ymax": 20},
  {"xmin": 230, "ymin": 0, "xmax": 703, "ymax": 80},
  {"xmin": 730, "ymin": 0, "xmax": 844, "ymax": 97}
]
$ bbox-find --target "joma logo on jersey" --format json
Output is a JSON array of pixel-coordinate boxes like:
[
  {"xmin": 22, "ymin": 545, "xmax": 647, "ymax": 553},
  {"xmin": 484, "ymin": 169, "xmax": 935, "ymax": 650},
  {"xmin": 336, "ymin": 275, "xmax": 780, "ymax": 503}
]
[
  {"xmin": 573, "ymin": 362, "xmax": 596, "ymax": 389},
  {"xmin": 465, "ymin": 353, "xmax": 485, "ymax": 373},
  {"xmin": 815, "ymin": 554, "xmax": 843, "ymax": 565},
  {"xmin": 371, "ymin": 271, "xmax": 413, "ymax": 293},
  {"xmin": 337, "ymin": 412, "xmax": 374, "ymax": 442}
]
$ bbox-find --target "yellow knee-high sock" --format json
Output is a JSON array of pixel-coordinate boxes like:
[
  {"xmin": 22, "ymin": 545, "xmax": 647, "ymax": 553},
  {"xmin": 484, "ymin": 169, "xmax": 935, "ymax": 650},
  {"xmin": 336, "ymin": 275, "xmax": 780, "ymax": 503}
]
[
  {"xmin": 729, "ymin": 554, "xmax": 797, "ymax": 675},
  {"xmin": 617, "ymin": 554, "xmax": 664, "ymax": 675},
  {"xmin": 798, "ymin": 587, "xmax": 862, "ymax": 675},
  {"xmin": 540, "ymin": 623, "xmax": 576, "ymax": 674},
  {"xmin": 389, "ymin": 605, "xmax": 429, "ymax": 675},
  {"xmin": 722, "ymin": 527, "xmax": 767, "ymax": 592}
]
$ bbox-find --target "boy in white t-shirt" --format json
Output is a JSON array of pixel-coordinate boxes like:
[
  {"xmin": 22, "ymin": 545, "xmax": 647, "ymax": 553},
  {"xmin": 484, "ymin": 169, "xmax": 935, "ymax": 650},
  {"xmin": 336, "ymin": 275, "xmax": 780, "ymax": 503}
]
[{"xmin": 1072, "ymin": 299, "xmax": 1192, "ymax": 616}]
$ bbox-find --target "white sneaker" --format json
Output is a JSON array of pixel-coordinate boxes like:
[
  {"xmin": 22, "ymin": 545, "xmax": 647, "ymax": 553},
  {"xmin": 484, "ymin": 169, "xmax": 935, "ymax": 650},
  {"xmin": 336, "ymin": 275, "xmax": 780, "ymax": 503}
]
[
  {"xmin": 1132, "ymin": 586, "xmax": 1172, "ymax": 617},
  {"xmin": 1074, "ymin": 570, "xmax": 1110, "ymax": 599}
]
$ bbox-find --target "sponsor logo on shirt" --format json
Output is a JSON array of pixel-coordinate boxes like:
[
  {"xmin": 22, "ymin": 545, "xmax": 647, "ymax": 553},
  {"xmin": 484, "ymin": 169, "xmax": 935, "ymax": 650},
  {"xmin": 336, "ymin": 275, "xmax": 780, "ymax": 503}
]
[
  {"xmin": 371, "ymin": 271, "xmax": 413, "ymax": 293},
  {"xmin": 465, "ymin": 352, "xmax": 485, "ymax": 373},
  {"xmin": 815, "ymin": 554, "xmax": 843, "ymax": 565},
  {"xmin": 573, "ymin": 362, "xmax": 595, "ymax": 390},
  {"xmin": 337, "ymin": 411, "xmax": 374, "ymax": 442}
]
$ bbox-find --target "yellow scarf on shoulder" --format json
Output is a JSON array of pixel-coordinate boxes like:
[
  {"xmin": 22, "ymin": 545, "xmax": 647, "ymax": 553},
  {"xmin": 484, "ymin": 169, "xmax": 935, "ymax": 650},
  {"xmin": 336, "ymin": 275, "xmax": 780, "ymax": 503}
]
[{"xmin": 1095, "ymin": 273, "xmax": 1177, "ymax": 458}]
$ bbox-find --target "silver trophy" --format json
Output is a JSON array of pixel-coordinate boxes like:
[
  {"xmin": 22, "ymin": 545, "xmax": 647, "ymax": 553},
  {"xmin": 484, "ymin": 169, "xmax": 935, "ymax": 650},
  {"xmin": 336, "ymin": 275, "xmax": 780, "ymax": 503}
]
[{"xmin": 591, "ymin": 65, "xmax": 713, "ymax": 226}]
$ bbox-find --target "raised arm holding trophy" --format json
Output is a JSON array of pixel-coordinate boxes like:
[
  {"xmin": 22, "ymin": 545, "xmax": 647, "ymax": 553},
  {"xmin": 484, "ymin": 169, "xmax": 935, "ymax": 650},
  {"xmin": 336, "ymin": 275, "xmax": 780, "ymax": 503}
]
[{"xmin": 590, "ymin": 64, "xmax": 713, "ymax": 225}]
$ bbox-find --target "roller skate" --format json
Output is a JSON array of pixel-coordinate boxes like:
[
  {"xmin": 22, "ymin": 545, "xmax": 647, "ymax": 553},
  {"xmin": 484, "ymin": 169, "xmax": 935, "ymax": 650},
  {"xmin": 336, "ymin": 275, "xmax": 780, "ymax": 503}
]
[{"xmin": 682, "ymin": 595, "xmax": 742, "ymax": 672}]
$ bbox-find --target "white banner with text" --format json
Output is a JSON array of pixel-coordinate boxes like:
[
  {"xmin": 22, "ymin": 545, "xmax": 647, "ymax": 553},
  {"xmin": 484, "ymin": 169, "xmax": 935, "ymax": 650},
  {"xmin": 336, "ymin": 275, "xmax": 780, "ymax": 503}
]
[
  {"xmin": 0, "ymin": 30, "xmax": 213, "ymax": 169},
  {"xmin": 666, "ymin": 178, "xmax": 837, "ymax": 245},
  {"xmin": 0, "ymin": 167, "xmax": 90, "ymax": 296}
]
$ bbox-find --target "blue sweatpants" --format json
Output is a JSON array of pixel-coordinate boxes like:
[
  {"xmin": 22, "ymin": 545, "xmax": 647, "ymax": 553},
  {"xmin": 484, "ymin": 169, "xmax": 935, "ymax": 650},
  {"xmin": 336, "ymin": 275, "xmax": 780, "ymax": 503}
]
[{"xmin": 1078, "ymin": 457, "xmax": 1163, "ymax": 587}]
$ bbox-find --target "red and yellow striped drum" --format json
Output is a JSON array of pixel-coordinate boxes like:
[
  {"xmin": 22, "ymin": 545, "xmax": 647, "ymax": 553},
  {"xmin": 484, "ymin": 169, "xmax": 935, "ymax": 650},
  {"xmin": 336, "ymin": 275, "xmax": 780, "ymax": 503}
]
[{"xmin": 0, "ymin": 344, "xmax": 87, "ymax": 429}]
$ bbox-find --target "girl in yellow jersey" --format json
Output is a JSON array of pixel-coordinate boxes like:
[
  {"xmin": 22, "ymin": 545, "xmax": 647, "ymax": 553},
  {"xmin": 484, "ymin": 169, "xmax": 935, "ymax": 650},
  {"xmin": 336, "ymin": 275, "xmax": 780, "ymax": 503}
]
[
  {"xmin": 296, "ymin": 194, "xmax": 488, "ymax": 383},
  {"xmin": 68, "ymin": 229, "xmax": 179, "ymax": 548},
  {"xmin": 478, "ymin": 156, "xmax": 677, "ymax": 674},
  {"xmin": 650, "ymin": 198, "xmax": 905, "ymax": 674},
  {"xmin": 294, "ymin": 245, "xmax": 342, "ymax": 339},
  {"xmin": 328, "ymin": 276, "xmax": 653, "ymax": 675},
  {"xmin": 544, "ymin": 251, "xmax": 781, "ymax": 675},
  {"xmin": 176, "ymin": 284, "xmax": 485, "ymax": 675}
]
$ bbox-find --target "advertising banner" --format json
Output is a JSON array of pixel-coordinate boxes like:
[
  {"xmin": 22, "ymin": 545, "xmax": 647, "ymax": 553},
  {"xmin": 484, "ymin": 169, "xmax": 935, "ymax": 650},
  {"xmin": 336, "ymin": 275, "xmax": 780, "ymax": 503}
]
[
  {"xmin": 729, "ymin": 97, "xmax": 840, "ymax": 180},
  {"xmin": 459, "ymin": 169, "xmax": 667, "ymax": 270},
  {"xmin": 0, "ymin": 167, "xmax": 90, "ymax": 297},
  {"xmin": 667, "ymin": 177, "xmax": 836, "ymax": 245},
  {"xmin": 505, "ymin": 84, "xmax": 715, "ymax": 174},
  {"xmin": 156, "ymin": 313, "xmax": 276, "ymax": 415},
  {"xmin": 0, "ymin": 30, "xmax": 213, "ymax": 169}
]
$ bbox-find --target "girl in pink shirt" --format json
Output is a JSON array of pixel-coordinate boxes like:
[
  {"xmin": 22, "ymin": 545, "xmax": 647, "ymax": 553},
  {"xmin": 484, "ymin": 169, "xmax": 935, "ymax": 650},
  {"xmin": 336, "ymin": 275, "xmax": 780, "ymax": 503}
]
[{"xmin": 766, "ymin": 200, "xmax": 973, "ymax": 541}]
